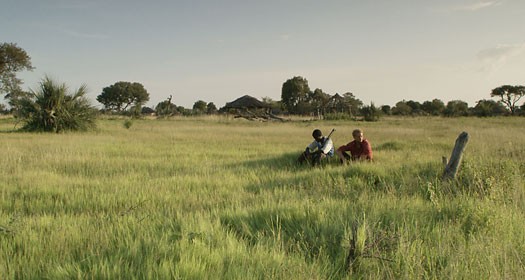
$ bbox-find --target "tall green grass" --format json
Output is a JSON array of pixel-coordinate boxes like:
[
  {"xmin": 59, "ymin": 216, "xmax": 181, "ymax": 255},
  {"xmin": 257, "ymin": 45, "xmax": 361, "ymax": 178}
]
[{"xmin": 1, "ymin": 116, "xmax": 524, "ymax": 279}]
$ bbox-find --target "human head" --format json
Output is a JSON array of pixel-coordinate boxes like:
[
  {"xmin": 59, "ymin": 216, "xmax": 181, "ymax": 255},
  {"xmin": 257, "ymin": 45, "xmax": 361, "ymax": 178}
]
[
  {"xmin": 352, "ymin": 129, "xmax": 363, "ymax": 142},
  {"xmin": 312, "ymin": 129, "xmax": 323, "ymax": 142}
]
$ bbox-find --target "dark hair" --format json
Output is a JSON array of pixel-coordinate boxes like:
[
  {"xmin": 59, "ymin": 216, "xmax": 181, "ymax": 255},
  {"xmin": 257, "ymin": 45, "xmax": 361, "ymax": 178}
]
[{"xmin": 312, "ymin": 129, "xmax": 322, "ymax": 138}]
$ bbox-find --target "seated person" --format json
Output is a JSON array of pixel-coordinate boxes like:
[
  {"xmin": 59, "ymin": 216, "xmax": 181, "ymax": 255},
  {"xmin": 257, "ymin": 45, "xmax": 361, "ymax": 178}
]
[
  {"xmin": 297, "ymin": 129, "xmax": 334, "ymax": 166},
  {"xmin": 336, "ymin": 129, "xmax": 373, "ymax": 164}
]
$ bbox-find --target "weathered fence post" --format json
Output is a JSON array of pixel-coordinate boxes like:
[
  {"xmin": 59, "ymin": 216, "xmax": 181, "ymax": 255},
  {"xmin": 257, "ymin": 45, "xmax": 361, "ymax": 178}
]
[{"xmin": 442, "ymin": 131, "xmax": 469, "ymax": 180}]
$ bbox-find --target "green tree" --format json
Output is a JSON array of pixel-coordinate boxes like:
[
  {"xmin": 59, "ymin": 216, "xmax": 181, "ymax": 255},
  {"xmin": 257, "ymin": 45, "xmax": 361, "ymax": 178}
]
[
  {"xmin": 192, "ymin": 100, "xmax": 207, "ymax": 114},
  {"xmin": 361, "ymin": 102, "xmax": 381, "ymax": 121},
  {"xmin": 392, "ymin": 100, "xmax": 412, "ymax": 115},
  {"xmin": 0, "ymin": 42, "xmax": 34, "ymax": 108},
  {"xmin": 97, "ymin": 81, "xmax": 150, "ymax": 113},
  {"xmin": 155, "ymin": 95, "xmax": 178, "ymax": 117},
  {"xmin": 472, "ymin": 99, "xmax": 508, "ymax": 117},
  {"xmin": 281, "ymin": 76, "xmax": 310, "ymax": 114},
  {"xmin": 406, "ymin": 100, "xmax": 422, "ymax": 115},
  {"xmin": 309, "ymin": 88, "xmax": 330, "ymax": 116},
  {"xmin": 421, "ymin": 99, "xmax": 445, "ymax": 116},
  {"xmin": 206, "ymin": 102, "xmax": 218, "ymax": 114},
  {"xmin": 443, "ymin": 100, "xmax": 469, "ymax": 117},
  {"xmin": 380, "ymin": 105, "xmax": 391, "ymax": 115},
  {"xmin": 342, "ymin": 92, "xmax": 363, "ymax": 116},
  {"xmin": 490, "ymin": 85, "xmax": 525, "ymax": 115},
  {"xmin": 17, "ymin": 76, "xmax": 97, "ymax": 132}
]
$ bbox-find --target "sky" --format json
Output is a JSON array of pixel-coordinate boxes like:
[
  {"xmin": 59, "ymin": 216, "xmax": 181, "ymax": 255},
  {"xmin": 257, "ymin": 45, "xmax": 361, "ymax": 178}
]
[{"xmin": 2, "ymin": 0, "xmax": 525, "ymax": 109}]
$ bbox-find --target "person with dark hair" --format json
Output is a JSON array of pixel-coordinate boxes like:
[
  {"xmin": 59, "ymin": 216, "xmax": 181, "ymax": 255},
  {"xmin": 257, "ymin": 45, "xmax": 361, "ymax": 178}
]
[
  {"xmin": 297, "ymin": 129, "xmax": 334, "ymax": 166},
  {"xmin": 336, "ymin": 128, "xmax": 373, "ymax": 164}
]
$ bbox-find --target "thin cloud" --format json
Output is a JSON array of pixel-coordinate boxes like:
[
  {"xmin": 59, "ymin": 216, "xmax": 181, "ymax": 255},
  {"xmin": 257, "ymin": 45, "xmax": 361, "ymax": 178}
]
[
  {"xmin": 477, "ymin": 43, "xmax": 525, "ymax": 72},
  {"xmin": 62, "ymin": 29, "xmax": 108, "ymax": 39},
  {"xmin": 280, "ymin": 34, "xmax": 290, "ymax": 41},
  {"xmin": 454, "ymin": 1, "xmax": 502, "ymax": 11}
]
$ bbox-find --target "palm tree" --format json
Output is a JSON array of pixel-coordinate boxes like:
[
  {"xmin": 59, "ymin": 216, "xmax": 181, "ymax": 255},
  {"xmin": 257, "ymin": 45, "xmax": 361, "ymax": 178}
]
[{"xmin": 17, "ymin": 76, "xmax": 97, "ymax": 132}]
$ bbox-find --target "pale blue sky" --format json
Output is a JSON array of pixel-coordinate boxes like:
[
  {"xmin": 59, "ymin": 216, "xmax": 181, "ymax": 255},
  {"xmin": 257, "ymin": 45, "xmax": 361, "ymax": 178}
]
[{"xmin": 2, "ymin": 0, "xmax": 524, "ymax": 108}]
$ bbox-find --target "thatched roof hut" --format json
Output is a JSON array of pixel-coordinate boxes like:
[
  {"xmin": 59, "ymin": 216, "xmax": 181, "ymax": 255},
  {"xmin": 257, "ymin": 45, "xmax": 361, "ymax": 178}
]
[
  {"xmin": 223, "ymin": 95, "xmax": 269, "ymax": 110},
  {"xmin": 222, "ymin": 95, "xmax": 283, "ymax": 121}
]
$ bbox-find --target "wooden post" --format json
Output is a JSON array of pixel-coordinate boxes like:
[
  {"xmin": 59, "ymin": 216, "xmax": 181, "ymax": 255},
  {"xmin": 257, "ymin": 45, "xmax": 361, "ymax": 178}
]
[{"xmin": 442, "ymin": 131, "xmax": 469, "ymax": 180}]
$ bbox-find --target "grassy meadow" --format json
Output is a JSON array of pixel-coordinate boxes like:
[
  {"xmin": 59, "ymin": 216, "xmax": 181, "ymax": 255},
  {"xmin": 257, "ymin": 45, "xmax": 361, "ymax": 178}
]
[{"xmin": 0, "ymin": 116, "xmax": 524, "ymax": 279}]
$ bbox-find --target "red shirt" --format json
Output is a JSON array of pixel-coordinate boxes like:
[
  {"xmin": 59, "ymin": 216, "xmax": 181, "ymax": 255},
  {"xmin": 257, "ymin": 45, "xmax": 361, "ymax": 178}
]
[{"xmin": 337, "ymin": 139, "xmax": 373, "ymax": 160}]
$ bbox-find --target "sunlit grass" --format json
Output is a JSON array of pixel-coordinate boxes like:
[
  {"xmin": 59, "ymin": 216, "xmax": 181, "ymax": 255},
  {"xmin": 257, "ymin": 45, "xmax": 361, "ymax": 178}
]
[{"xmin": 1, "ymin": 116, "xmax": 524, "ymax": 279}]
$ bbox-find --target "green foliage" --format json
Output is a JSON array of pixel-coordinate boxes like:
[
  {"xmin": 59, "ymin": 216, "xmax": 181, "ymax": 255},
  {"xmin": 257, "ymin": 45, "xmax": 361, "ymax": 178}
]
[
  {"xmin": 308, "ymin": 88, "xmax": 330, "ymax": 115},
  {"xmin": 421, "ymin": 99, "xmax": 445, "ymax": 116},
  {"xmin": 323, "ymin": 112, "xmax": 354, "ymax": 120},
  {"xmin": 97, "ymin": 81, "xmax": 150, "ymax": 113},
  {"xmin": 473, "ymin": 99, "xmax": 508, "ymax": 117},
  {"xmin": 444, "ymin": 100, "xmax": 469, "ymax": 117},
  {"xmin": 392, "ymin": 100, "xmax": 412, "ymax": 115},
  {"xmin": 281, "ymin": 76, "xmax": 311, "ymax": 114},
  {"xmin": 491, "ymin": 85, "xmax": 525, "ymax": 115},
  {"xmin": 206, "ymin": 102, "xmax": 218, "ymax": 114},
  {"xmin": 361, "ymin": 102, "xmax": 381, "ymax": 122},
  {"xmin": 123, "ymin": 119, "xmax": 133, "ymax": 129},
  {"xmin": 155, "ymin": 95, "xmax": 178, "ymax": 117},
  {"xmin": 16, "ymin": 76, "xmax": 97, "ymax": 132},
  {"xmin": 192, "ymin": 100, "xmax": 207, "ymax": 114},
  {"xmin": 0, "ymin": 42, "xmax": 34, "ymax": 110}
]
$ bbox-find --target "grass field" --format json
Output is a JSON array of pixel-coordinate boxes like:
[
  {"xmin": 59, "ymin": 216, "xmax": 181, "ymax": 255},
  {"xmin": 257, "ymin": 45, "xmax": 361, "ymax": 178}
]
[{"xmin": 1, "ymin": 116, "xmax": 524, "ymax": 279}]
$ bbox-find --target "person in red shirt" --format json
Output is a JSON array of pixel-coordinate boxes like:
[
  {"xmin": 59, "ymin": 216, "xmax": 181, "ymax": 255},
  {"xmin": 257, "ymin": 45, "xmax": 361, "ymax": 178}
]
[{"xmin": 336, "ymin": 129, "xmax": 373, "ymax": 164}]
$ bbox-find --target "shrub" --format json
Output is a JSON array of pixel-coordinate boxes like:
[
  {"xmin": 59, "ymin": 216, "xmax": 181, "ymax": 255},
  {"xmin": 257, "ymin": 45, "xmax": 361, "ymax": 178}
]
[
  {"xmin": 324, "ymin": 112, "xmax": 355, "ymax": 121},
  {"xmin": 17, "ymin": 76, "xmax": 97, "ymax": 132},
  {"xmin": 123, "ymin": 119, "xmax": 133, "ymax": 129},
  {"xmin": 361, "ymin": 102, "xmax": 381, "ymax": 122}
]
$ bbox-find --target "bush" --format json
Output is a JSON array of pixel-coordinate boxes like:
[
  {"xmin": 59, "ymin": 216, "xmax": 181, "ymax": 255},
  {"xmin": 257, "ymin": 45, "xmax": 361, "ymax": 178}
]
[
  {"xmin": 361, "ymin": 103, "xmax": 381, "ymax": 122},
  {"xmin": 324, "ymin": 112, "xmax": 355, "ymax": 121},
  {"xmin": 17, "ymin": 76, "xmax": 98, "ymax": 132}
]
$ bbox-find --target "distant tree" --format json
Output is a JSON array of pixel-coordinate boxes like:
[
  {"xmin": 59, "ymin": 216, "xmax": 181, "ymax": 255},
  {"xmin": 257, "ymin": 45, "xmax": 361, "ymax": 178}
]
[
  {"xmin": 192, "ymin": 100, "xmax": 207, "ymax": 114},
  {"xmin": 490, "ymin": 85, "xmax": 525, "ymax": 115},
  {"xmin": 421, "ymin": 99, "xmax": 445, "ymax": 116},
  {"xmin": 342, "ymin": 92, "xmax": 363, "ymax": 116},
  {"xmin": 443, "ymin": 100, "xmax": 469, "ymax": 117},
  {"xmin": 472, "ymin": 99, "xmax": 508, "ymax": 117},
  {"xmin": 392, "ymin": 100, "xmax": 412, "ymax": 115},
  {"xmin": 206, "ymin": 102, "xmax": 218, "ymax": 114},
  {"xmin": 97, "ymin": 81, "xmax": 150, "ymax": 113},
  {"xmin": 380, "ymin": 105, "xmax": 391, "ymax": 115},
  {"xmin": 309, "ymin": 88, "xmax": 330, "ymax": 116},
  {"xmin": 179, "ymin": 106, "xmax": 192, "ymax": 116},
  {"xmin": 361, "ymin": 102, "xmax": 381, "ymax": 122},
  {"xmin": 17, "ymin": 76, "xmax": 97, "ymax": 132},
  {"xmin": 0, "ymin": 103, "xmax": 7, "ymax": 114},
  {"xmin": 0, "ymin": 42, "xmax": 34, "ymax": 109},
  {"xmin": 406, "ymin": 100, "xmax": 423, "ymax": 115},
  {"xmin": 155, "ymin": 95, "xmax": 177, "ymax": 117},
  {"xmin": 281, "ymin": 76, "xmax": 310, "ymax": 114}
]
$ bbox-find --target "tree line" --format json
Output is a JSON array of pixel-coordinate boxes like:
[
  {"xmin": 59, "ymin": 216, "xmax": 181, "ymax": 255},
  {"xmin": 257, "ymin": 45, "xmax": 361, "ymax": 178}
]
[{"xmin": 1, "ymin": 42, "xmax": 524, "ymax": 131}]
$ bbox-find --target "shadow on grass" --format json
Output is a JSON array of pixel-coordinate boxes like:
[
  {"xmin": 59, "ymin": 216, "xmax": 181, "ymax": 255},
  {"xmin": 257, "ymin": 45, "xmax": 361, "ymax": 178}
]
[
  {"xmin": 228, "ymin": 151, "xmax": 359, "ymax": 196},
  {"xmin": 220, "ymin": 207, "xmax": 347, "ymax": 264}
]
